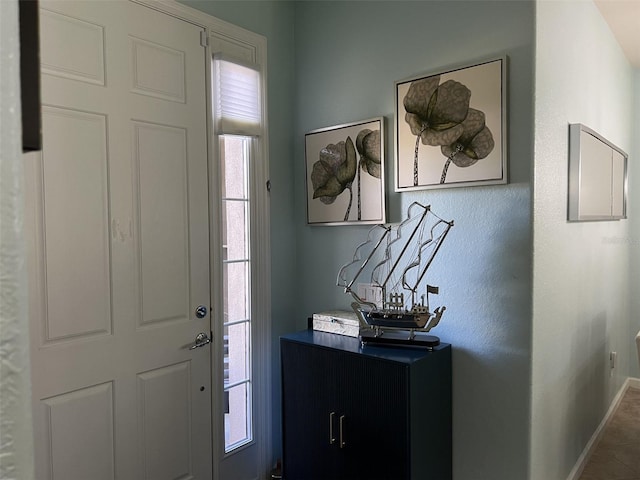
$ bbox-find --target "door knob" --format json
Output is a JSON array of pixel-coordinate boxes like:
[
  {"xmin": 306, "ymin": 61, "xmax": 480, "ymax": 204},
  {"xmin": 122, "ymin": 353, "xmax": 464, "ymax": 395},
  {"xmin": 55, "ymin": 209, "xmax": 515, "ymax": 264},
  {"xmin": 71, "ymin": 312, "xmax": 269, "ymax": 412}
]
[
  {"xmin": 195, "ymin": 305, "xmax": 208, "ymax": 318},
  {"xmin": 189, "ymin": 332, "xmax": 211, "ymax": 350}
]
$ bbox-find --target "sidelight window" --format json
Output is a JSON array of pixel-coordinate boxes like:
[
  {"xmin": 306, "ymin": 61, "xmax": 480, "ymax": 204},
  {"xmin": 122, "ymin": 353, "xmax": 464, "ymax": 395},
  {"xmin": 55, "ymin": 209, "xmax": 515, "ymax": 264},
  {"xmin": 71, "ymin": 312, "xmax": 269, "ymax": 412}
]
[
  {"xmin": 213, "ymin": 56, "xmax": 262, "ymax": 454},
  {"xmin": 220, "ymin": 134, "xmax": 252, "ymax": 451}
]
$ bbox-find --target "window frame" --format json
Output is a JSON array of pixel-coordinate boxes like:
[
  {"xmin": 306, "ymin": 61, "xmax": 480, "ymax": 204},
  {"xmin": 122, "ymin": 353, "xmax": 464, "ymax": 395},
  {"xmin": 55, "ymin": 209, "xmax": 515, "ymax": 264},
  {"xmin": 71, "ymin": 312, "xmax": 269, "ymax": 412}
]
[
  {"xmin": 209, "ymin": 49, "xmax": 271, "ymax": 470},
  {"xmin": 127, "ymin": 1, "xmax": 271, "ymax": 477},
  {"xmin": 220, "ymin": 134, "xmax": 254, "ymax": 453}
]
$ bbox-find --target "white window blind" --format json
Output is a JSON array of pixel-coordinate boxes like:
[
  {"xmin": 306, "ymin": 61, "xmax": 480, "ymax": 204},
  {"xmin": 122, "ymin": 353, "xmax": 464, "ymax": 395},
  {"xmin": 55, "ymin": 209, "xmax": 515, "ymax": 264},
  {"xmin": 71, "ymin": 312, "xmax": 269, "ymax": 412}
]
[{"xmin": 213, "ymin": 57, "xmax": 261, "ymax": 137}]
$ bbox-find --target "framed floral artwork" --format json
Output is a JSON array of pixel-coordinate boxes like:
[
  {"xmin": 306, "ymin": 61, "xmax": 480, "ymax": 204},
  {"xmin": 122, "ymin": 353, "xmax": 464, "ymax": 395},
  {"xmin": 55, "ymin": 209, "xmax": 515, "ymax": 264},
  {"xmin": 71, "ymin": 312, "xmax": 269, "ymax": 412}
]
[
  {"xmin": 395, "ymin": 56, "xmax": 507, "ymax": 191},
  {"xmin": 305, "ymin": 117, "xmax": 386, "ymax": 225}
]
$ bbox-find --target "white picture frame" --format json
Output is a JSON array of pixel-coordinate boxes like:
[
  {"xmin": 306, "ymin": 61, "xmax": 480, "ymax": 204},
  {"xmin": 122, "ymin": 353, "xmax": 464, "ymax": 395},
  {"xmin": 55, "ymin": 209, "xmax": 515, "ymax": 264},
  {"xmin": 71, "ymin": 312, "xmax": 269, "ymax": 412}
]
[
  {"xmin": 305, "ymin": 117, "xmax": 386, "ymax": 226},
  {"xmin": 395, "ymin": 56, "xmax": 507, "ymax": 191}
]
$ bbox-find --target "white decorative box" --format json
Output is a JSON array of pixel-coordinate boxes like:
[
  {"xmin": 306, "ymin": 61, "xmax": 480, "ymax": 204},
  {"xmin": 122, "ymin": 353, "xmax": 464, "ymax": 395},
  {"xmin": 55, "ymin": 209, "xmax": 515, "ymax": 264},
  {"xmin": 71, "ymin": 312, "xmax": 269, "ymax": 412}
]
[{"xmin": 312, "ymin": 310, "xmax": 361, "ymax": 338}]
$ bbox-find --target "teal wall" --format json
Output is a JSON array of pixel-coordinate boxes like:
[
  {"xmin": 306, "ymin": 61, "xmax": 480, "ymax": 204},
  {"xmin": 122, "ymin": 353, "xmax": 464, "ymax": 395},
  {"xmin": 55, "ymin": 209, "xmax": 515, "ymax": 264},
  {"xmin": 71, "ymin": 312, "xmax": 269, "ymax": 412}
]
[
  {"xmin": 293, "ymin": 2, "xmax": 534, "ymax": 479},
  {"xmin": 182, "ymin": 1, "xmax": 535, "ymax": 478},
  {"xmin": 532, "ymin": 2, "xmax": 637, "ymax": 478},
  {"xmin": 632, "ymin": 69, "xmax": 640, "ymax": 380}
]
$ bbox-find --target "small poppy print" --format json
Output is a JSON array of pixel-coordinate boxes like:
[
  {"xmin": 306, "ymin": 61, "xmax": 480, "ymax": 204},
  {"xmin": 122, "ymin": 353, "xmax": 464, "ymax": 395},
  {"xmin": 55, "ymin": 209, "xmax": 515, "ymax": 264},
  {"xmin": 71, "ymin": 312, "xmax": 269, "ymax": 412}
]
[{"xmin": 305, "ymin": 117, "xmax": 386, "ymax": 226}]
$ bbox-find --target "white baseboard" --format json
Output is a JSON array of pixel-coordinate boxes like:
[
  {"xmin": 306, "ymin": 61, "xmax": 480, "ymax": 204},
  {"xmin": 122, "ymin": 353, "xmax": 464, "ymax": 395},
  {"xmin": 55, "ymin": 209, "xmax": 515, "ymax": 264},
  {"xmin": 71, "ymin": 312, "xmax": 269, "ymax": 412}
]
[{"xmin": 566, "ymin": 377, "xmax": 640, "ymax": 480}]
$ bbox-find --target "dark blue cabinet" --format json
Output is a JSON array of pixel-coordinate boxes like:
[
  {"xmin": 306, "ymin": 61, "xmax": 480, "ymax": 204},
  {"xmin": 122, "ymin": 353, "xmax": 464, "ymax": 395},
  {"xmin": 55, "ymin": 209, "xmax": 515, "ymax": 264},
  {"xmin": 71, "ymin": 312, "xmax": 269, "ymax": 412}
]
[{"xmin": 281, "ymin": 330, "xmax": 452, "ymax": 480}]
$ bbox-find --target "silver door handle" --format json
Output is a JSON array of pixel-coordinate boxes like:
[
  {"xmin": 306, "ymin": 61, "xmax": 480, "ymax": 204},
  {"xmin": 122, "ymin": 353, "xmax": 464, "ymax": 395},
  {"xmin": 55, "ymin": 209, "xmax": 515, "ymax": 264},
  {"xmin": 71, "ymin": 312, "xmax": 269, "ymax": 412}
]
[{"xmin": 189, "ymin": 332, "xmax": 211, "ymax": 350}]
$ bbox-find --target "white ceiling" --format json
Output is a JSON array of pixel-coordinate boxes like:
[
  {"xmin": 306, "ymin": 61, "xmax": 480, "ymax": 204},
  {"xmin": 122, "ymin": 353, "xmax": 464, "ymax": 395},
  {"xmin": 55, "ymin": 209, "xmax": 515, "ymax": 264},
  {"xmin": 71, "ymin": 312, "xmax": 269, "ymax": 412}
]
[{"xmin": 594, "ymin": 0, "xmax": 640, "ymax": 68}]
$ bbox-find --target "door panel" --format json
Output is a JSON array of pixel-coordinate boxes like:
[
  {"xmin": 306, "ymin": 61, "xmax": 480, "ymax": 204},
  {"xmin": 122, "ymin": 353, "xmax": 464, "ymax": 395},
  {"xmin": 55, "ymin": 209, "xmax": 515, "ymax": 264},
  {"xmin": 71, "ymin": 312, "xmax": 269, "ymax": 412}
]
[
  {"xmin": 137, "ymin": 363, "xmax": 192, "ymax": 480},
  {"xmin": 42, "ymin": 382, "xmax": 115, "ymax": 480},
  {"xmin": 337, "ymin": 353, "xmax": 408, "ymax": 480},
  {"xmin": 281, "ymin": 341, "xmax": 335, "ymax": 479},
  {"xmin": 40, "ymin": 106, "xmax": 111, "ymax": 341},
  {"xmin": 134, "ymin": 121, "xmax": 190, "ymax": 326},
  {"xmin": 130, "ymin": 36, "xmax": 187, "ymax": 103},
  {"xmin": 27, "ymin": 2, "xmax": 212, "ymax": 479},
  {"xmin": 40, "ymin": 8, "xmax": 106, "ymax": 85}
]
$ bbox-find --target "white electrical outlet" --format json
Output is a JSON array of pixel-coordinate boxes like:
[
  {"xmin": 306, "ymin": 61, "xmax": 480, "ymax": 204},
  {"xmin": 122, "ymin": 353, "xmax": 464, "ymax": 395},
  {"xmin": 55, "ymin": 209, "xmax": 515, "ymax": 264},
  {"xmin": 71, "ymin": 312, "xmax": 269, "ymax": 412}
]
[{"xmin": 610, "ymin": 351, "xmax": 617, "ymax": 369}]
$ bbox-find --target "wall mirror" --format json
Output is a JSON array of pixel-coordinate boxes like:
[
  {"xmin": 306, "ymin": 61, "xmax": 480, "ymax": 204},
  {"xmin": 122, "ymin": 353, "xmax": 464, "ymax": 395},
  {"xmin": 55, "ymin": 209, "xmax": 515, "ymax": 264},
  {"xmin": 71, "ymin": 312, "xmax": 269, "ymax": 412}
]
[{"xmin": 568, "ymin": 123, "xmax": 628, "ymax": 222}]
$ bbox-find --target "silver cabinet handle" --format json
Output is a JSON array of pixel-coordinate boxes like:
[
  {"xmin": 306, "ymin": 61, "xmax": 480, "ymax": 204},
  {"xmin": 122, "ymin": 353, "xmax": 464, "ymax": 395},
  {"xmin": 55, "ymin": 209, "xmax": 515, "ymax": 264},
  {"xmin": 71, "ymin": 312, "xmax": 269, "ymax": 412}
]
[
  {"xmin": 339, "ymin": 415, "xmax": 346, "ymax": 448},
  {"xmin": 189, "ymin": 332, "xmax": 211, "ymax": 350},
  {"xmin": 329, "ymin": 412, "xmax": 336, "ymax": 444}
]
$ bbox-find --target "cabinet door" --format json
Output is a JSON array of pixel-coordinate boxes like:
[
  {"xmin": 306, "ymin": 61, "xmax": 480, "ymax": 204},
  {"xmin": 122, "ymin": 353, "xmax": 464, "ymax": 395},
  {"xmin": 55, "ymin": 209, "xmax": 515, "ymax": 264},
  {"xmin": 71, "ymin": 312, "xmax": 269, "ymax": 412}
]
[
  {"xmin": 282, "ymin": 338, "xmax": 412, "ymax": 480},
  {"xmin": 281, "ymin": 340, "xmax": 337, "ymax": 479},
  {"xmin": 335, "ymin": 350, "xmax": 409, "ymax": 480}
]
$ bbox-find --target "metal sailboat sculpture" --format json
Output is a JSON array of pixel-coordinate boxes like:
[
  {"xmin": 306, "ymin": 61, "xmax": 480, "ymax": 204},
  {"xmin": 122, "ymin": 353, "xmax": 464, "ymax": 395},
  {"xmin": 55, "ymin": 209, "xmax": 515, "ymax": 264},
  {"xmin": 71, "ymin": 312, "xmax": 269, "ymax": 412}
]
[{"xmin": 337, "ymin": 202, "xmax": 453, "ymax": 347}]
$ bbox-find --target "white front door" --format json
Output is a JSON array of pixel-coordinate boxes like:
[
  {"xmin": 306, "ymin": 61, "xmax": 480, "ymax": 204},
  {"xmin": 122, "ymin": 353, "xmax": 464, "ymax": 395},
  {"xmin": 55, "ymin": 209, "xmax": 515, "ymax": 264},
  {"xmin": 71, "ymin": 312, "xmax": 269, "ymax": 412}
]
[{"xmin": 25, "ymin": 1, "xmax": 212, "ymax": 478}]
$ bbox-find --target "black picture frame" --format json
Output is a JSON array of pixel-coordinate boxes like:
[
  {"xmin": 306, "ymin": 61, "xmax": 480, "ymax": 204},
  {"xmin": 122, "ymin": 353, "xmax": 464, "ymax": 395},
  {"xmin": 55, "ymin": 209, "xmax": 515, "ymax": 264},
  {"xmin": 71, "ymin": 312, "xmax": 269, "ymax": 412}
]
[{"xmin": 19, "ymin": 0, "xmax": 42, "ymax": 152}]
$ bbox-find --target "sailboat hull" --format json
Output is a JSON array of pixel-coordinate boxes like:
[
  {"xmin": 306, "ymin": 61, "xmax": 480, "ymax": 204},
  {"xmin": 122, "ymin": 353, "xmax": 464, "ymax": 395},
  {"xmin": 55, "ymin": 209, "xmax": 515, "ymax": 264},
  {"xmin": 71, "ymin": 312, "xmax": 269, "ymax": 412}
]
[{"xmin": 359, "ymin": 309, "xmax": 430, "ymax": 329}]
